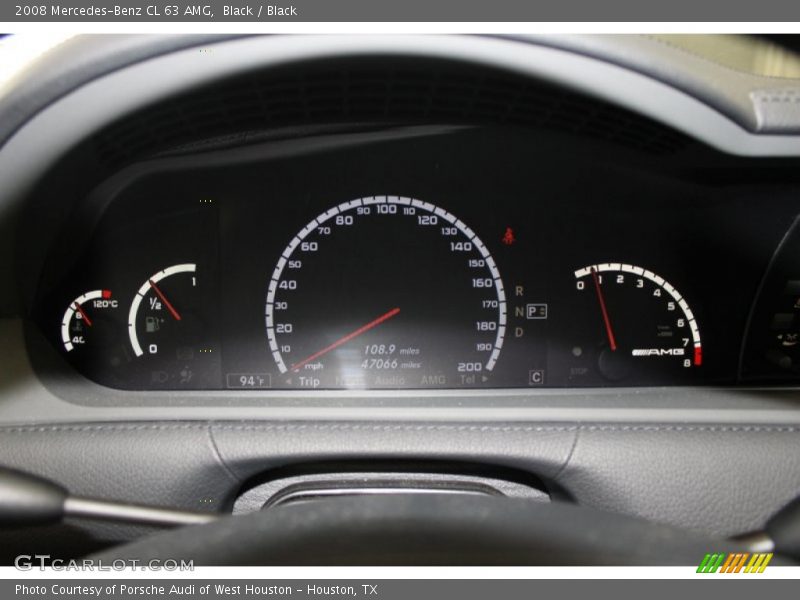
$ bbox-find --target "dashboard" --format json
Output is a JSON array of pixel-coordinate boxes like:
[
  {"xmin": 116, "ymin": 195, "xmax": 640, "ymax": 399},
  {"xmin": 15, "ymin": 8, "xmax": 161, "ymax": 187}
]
[
  {"xmin": 4, "ymin": 34, "xmax": 800, "ymax": 563},
  {"xmin": 33, "ymin": 124, "xmax": 800, "ymax": 390}
]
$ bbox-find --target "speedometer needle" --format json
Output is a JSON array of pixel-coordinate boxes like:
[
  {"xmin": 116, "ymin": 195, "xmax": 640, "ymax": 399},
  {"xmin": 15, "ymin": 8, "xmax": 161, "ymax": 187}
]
[
  {"xmin": 290, "ymin": 307, "xmax": 401, "ymax": 372},
  {"xmin": 591, "ymin": 267, "xmax": 617, "ymax": 351},
  {"xmin": 149, "ymin": 279, "xmax": 182, "ymax": 321}
]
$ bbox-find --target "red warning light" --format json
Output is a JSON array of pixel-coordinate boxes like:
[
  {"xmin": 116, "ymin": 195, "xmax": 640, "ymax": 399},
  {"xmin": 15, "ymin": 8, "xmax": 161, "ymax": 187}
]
[
  {"xmin": 502, "ymin": 227, "xmax": 516, "ymax": 245},
  {"xmin": 102, "ymin": 290, "xmax": 112, "ymax": 299}
]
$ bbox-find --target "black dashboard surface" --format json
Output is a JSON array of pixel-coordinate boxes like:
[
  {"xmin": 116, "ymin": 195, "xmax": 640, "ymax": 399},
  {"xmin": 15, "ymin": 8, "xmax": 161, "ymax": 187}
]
[{"xmin": 32, "ymin": 126, "xmax": 800, "ymax": 390}]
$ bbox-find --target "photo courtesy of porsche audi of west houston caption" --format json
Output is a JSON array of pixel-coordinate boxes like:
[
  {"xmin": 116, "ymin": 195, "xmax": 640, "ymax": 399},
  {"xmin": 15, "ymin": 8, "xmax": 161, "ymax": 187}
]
[{"xmin": 15, "ymin": 583, "xmax": 370, "ymax": 597}]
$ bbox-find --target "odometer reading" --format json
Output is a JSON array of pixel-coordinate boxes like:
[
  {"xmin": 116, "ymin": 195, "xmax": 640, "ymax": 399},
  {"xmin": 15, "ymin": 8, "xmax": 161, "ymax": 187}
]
[{"xmin": 266, "ymin": 196, "xmax": 506, "ymax": 389}]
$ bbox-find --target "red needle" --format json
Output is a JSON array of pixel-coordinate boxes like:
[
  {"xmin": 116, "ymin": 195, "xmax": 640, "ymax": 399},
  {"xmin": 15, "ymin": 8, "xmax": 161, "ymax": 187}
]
[
  {"xmin": 591, "ymin": 267, "xmax": 617, "ymax": 351},
  {"xmin": 290, "ymin": 307, "xmax": 401, "ymax": 372},
  {"xmin": 74, "ymin": 302, "xmax": 92, "ymax": 327},
  {"xmin": 149, "ymin": 279, "xmax": 182, "ymax": 321}
]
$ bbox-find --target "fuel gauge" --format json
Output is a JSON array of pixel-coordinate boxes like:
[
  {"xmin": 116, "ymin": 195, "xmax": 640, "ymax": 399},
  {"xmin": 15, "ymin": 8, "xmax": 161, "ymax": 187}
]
[
  {"xmin": 128, "ymin": 264, "xmax": 199, "ymax": 358},
  {"xmin": 127, "ymin": 263, "xmax": 219, "ymax": 388}
]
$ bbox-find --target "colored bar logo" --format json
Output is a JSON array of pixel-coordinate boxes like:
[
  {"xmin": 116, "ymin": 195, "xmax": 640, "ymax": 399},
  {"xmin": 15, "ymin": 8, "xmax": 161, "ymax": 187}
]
[{"xmin": 697, "ymin": 552, "xmax": 773, "ymax": 573}]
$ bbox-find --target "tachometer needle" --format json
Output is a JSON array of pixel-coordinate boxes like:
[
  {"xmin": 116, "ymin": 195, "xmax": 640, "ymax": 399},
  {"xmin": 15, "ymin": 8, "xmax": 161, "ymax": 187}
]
[
  {"xmin": 290, "ymin": 307, "xmax": 401, "ymax": 372},
  {"xmin": 149, "ymin": 279, "xmax": 182, "ymax": 321},
  {"xmin": 73, "ymin": 302, "xmax": 92, "ymax": 327},
  {"xmin": 591, "ymin": 267, "xmax": 617, "ymax": 351}
]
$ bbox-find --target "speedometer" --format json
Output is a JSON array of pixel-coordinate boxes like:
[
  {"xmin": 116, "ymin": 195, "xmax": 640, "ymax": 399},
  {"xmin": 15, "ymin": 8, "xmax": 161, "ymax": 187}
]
[{"xmin": 266, "ymin": 196, "xmax": 506, "ymax": 389}]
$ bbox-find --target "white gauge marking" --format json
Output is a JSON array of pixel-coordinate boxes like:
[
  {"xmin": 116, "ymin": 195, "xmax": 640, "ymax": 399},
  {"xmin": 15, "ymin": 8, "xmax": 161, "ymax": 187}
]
[
  {"xmin": 128, "ymin": 263, "xmax": 196, "ymax": 357},
  {"xmin": 61, "ymin": 289, "xmax": 106, "ymax": 352},
  {"xmin": 266, "ymin": 195, "xmax": 506, "ymax": 375}
]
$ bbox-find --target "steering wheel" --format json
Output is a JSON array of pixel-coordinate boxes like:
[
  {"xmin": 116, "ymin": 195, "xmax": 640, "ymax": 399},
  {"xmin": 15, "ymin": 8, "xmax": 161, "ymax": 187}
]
[{"xmin": 88, "ymin": 495, "xmax": 768, "ymax": 565}]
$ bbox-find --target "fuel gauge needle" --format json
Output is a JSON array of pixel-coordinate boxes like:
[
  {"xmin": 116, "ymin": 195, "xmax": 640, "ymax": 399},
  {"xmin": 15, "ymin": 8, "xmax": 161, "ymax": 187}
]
[
  {"xmin": 591, "ymin": 267, "xmax": 617, "ymax": 351},
  {"xmin": 291, "ymin": 307, "xmax": 400, "ymax": 372},
  {"xmin": 149, "ymin": 279, "xmax": 182, "ymax": 321}
]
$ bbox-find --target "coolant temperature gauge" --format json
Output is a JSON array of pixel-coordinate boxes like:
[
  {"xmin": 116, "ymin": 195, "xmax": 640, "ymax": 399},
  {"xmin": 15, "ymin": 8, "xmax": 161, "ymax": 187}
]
[{"xmin": 61, "ymin": 289, "xmax": 119, "ymax": 352}]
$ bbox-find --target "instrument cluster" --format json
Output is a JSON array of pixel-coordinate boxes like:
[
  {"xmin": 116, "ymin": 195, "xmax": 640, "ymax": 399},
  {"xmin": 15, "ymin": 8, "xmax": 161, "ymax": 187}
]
[{"xmin": 33, "ymin": 127, "xmax": 800, "ymax": 390}]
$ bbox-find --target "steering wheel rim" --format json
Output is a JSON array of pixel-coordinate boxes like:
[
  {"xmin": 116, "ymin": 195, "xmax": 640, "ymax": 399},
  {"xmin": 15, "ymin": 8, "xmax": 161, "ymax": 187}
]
[{"xmin": 88, "ymin": 494, "xmax": 761, "ymax": 566}]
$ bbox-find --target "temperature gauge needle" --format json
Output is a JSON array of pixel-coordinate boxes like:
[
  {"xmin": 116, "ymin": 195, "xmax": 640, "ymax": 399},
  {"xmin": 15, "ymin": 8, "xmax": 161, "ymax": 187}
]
[
  {"xmin": 291, "ymin": 307, "xmax": 400, "ymax": 372},
  {"xmin": 73, "ymin": 302, "xmax": 92, "ymax": 327},
  {"xmin": 149, "ymin": 279, "xmax": 182, "ymax": 321},
  {"xmin": 591, "ymin": 267, "xmax": 617, "ymax": 351}
]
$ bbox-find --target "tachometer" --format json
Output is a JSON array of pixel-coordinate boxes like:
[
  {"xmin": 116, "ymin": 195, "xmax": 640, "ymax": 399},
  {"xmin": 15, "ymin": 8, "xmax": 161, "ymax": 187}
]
[
  {"xmin": 266, "ymin": 196, "xmax": 506, "ymax": 389},
  {"xmin": 567, "ymin": 262, "xmax": 701, "ymax": 382}
]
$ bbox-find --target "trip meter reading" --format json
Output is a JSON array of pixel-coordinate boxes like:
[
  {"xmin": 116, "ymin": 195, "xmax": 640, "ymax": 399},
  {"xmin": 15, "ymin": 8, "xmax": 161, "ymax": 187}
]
[
  {"xmin": 266, "ymin": 196, "xmax": 507, "ymax": 389},
  {"xmin": 566, "ymin": 263, "xmax": 702, "ymax": 383}
]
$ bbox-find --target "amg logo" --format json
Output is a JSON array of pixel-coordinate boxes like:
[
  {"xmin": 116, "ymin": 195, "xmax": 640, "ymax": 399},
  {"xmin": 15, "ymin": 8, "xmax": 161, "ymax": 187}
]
[{"xmin": 631, "ymin": 348, "xmax": 685, "ymax": 357}]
